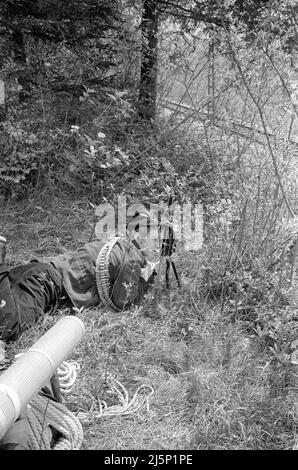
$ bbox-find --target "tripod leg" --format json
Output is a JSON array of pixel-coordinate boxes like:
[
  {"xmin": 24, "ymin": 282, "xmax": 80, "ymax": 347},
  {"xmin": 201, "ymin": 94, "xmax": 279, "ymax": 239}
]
[
  {"xmin": 171, "ymin": 261, "xmax": 181, "ymax": 288},
  {"xmin": 165, "ymin": 259, "xmax": 170, "ymax": 289}
]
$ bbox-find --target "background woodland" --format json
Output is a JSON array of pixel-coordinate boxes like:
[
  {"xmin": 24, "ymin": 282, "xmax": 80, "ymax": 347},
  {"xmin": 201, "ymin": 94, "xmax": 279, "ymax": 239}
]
[{"xmin": 1, "ymin": 0, "xmax": 298, "ymax": 450}]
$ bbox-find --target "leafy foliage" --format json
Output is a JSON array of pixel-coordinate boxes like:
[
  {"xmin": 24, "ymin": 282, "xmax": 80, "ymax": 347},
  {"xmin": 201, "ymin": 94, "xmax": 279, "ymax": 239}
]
[
  {"xmin": 0, "ymin": 0, "xmax": 298, "ymax": 449},
  {"xmin": 0, "ymin": 0, "xmax": 120, "ymax": 42}
]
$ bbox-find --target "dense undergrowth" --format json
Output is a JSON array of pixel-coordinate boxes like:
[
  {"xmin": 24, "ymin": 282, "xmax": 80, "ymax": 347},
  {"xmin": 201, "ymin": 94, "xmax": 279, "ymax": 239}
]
[{"xmin": 1, "ymin": 129, "xmax": 298, "ymax": 448}]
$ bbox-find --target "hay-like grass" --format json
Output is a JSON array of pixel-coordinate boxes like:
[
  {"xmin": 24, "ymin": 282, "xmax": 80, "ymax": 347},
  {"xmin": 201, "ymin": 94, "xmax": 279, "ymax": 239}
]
[{"xmin": 1, "ymin": 196, "xmax": 297, "ymax": 449}]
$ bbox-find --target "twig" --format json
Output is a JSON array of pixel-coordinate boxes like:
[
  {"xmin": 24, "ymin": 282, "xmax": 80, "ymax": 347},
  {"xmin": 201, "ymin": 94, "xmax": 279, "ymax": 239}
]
[{"xmin": 215, "ymin": 0, "xmax": 295, "ymax": 219}]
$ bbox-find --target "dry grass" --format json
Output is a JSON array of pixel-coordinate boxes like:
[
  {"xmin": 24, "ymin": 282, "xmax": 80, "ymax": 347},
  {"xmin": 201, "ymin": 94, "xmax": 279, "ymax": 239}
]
[{"xmin": 1, "ymin": 195, "xmax": 297, "ymax": 450}]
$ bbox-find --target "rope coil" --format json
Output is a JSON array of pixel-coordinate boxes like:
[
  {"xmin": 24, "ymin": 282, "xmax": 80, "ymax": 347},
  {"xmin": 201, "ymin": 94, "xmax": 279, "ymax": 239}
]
[
  {"xmin": 57, "ymin": 361, "xmax": 80, "ymax": 395},
  {"xmin": 27, "ymin": 365, "xmax": 154, "ymax": 448},
  {"xmin": 28, "ymin": 394, "xmax": 83, "ymax": 450},
  {"xmin": 28, "ymin": 361, "xmax": 83, "ymax": 450},
  {"xmin": 2, "ymin": 357, "xmax": 155, "ymax": 449},
  {"xmin": 77, "ymin": 373, "xmax": 154, "ymax": 423}
]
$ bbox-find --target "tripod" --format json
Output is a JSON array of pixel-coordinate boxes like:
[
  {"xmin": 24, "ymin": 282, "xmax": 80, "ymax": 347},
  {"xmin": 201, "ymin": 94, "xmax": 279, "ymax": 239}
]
[{"xmin": 160, "ymin": 197, "xmax": 181, "ymax": 289}]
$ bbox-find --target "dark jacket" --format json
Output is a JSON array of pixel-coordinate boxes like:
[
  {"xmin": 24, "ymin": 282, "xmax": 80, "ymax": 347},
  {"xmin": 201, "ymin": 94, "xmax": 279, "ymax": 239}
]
[
  {"xmin": 0, "ymin": 238, "xmax": 155, "ymax": 341},
  {"xmin": 51, "ymin": 238, "xmax": 154, "ymax": 309}
]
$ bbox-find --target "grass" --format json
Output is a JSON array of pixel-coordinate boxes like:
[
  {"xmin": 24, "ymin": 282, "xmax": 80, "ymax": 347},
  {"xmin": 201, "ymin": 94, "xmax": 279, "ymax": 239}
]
[{"xmin": 1, "ymin": 194, "xmax": 297, "ymax": 450}]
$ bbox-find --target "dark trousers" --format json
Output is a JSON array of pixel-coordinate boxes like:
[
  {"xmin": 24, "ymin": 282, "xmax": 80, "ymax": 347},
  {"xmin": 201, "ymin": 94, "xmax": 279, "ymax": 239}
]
[{"xmin": 0, "ymin": 261, "xmax": 63, "ymax": 341}]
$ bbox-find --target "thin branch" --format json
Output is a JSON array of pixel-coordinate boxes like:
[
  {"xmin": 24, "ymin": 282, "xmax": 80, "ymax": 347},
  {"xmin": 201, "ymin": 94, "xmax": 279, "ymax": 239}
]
[
  {"xmin": 215, "ymin": 0, "xmax": 295, "ymax": 219},
  {"xmin": 264, "ymin": 49, "xmax": 298, "ymax": 119}
]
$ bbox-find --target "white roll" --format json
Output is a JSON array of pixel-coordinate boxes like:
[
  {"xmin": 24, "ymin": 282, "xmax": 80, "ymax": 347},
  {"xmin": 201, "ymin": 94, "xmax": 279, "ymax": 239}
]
[{"xmin": 0, "ymin": 315, "xmax": 85, "ymax": 440}]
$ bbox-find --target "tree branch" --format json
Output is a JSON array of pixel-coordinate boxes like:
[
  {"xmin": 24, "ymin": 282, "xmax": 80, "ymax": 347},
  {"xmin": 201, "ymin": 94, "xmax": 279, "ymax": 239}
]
[{"xmin": 215, "ymin": 0, "xmax": 295, "ymax": 219}]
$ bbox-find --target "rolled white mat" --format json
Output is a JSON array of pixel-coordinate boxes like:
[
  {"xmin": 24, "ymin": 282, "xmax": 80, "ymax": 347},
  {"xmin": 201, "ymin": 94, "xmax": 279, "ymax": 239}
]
[{"xmin": 0, "ymin": 315, "xmax": 85, "ymax": 440}]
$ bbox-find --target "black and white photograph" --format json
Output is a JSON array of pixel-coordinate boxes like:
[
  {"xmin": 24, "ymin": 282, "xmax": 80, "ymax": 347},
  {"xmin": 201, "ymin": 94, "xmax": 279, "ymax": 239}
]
[{"xmin": 0, "ymin": 0, "xmax": 297, "ymax": 454}]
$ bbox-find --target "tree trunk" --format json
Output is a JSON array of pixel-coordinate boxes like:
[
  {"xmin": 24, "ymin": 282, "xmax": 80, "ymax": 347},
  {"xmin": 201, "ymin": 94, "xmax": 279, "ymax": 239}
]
[
  {"xmin": 138, "ymin": 0, "xmax": 158, "ymax": 121},
  {"xmin": 12, "ymin": 29, "xmax": 30, "ymax": 103},
  {"xmin": 3, "ymin": 0, "xmax": 30, "ymax": 103}
]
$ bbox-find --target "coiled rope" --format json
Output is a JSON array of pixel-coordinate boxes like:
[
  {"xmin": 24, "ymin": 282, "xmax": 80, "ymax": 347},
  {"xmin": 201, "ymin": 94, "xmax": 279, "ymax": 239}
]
[
  {"xmin": 27, "ymin": 361, "xmax": 83, "ymax": 450},
  {"xmin": 27, "ymin": 363, "xmax": 154, "ymax": 449},
  {"xmin": 56, "ymin": 361, "xmax": 80, "ymax": 395},
  {"xmin": 27, "ymin": 394, "xmax": 83, "ymax": 450},
  {"xmin": 77, "ymin": 373, "xmax": 154, "ymax": 423}
]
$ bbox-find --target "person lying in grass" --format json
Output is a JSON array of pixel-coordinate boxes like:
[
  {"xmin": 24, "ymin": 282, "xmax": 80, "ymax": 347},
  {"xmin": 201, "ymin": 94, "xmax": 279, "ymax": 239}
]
[{"xmin": 0, "ymin": 234, "xmax": 157, "ymax": 342}]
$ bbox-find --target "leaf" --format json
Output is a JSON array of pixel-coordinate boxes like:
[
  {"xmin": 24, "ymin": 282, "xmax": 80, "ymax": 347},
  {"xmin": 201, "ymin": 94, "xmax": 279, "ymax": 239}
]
[
  {"xmin": 112, "ymin": 157, "xmax": 121, "ymax": 166},
  {"xmin": 84, "ymin": 134, "xmax": 94, "ymax": 146},
  {"xmin": 106, "ymin": 93, "xmax": 117, "ymax": 101}
]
